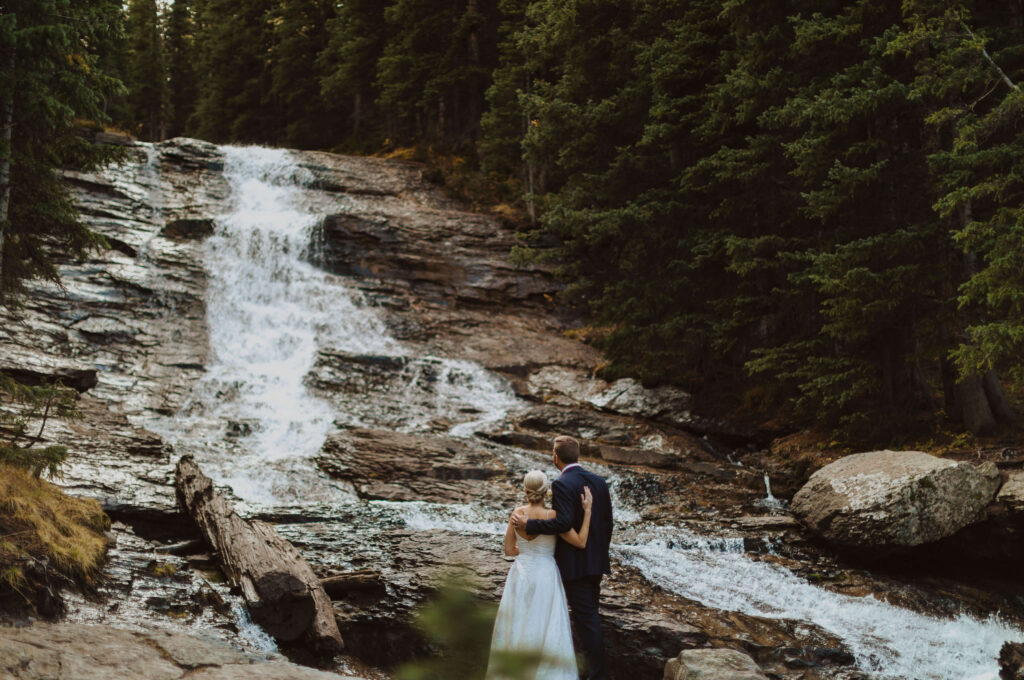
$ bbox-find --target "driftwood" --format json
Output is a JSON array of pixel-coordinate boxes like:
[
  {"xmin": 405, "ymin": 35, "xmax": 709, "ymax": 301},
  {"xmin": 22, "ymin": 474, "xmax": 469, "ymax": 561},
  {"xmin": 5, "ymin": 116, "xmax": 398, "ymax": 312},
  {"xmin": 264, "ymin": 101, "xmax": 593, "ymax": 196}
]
[
  {"xmin": 175, "ymin": 454, "xmax": 343, "ymax": 656},
  {"xmin": 320, "ymin": 569, "xmax": 385, "ymax": 600}
]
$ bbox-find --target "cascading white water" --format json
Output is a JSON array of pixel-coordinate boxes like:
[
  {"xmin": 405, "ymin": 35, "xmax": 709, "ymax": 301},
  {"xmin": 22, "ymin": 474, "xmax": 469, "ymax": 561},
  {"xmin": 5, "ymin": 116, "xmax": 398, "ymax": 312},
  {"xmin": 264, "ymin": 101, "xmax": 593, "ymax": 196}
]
[
  {"xmin": 616, "ymin": 526, "xmax": 1015, "ymax": 680},
  {"xmin": 157, "ymin": 146, "xmax": 518, "ymax": 505},
  {"xmin": 754, "ymin": 471, "xmax": 786, "ymax": 512}
]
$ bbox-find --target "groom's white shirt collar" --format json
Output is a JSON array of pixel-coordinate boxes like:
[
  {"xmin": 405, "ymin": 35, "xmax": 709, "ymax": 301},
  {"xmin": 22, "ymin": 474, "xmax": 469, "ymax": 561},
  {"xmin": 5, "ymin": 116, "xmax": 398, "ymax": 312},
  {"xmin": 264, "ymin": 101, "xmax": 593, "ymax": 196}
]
[{"xmin": 560, "ymin": 463, "xmax": 581, "ymax": 475}]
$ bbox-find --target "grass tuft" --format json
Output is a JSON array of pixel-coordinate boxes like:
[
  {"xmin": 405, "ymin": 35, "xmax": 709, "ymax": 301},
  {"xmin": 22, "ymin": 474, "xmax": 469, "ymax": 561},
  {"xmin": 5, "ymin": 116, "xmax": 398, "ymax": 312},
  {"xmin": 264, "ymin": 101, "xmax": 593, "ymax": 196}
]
[{"xmin": 0, "ymin": 464, "xmax": 109, "ymax": 595}]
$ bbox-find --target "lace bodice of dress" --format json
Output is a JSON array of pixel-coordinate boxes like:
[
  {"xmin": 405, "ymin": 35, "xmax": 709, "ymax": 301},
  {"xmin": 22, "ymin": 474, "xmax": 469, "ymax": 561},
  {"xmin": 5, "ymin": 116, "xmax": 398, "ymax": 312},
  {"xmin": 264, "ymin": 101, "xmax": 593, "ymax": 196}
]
[{"xmin": 516, "ymin": 533, "xmax": 557, "ymax": 559}]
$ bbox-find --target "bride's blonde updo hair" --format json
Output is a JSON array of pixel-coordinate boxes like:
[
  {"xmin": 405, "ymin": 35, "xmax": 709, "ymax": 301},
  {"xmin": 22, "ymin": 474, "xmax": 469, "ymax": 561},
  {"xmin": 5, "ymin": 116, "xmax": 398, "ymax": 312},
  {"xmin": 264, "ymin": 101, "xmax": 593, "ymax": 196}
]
[{"xmin": 523, "ymin": 470, "xmax": 549, "ymax": 504}]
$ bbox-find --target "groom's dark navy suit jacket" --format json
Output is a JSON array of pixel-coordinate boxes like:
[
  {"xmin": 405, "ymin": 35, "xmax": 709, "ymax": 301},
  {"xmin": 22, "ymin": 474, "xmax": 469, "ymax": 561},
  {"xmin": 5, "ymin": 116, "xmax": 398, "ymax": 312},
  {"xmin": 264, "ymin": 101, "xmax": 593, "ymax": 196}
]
[{"xmin": 525, "ymin": 465, "xmax": 612, "ymax": 581}]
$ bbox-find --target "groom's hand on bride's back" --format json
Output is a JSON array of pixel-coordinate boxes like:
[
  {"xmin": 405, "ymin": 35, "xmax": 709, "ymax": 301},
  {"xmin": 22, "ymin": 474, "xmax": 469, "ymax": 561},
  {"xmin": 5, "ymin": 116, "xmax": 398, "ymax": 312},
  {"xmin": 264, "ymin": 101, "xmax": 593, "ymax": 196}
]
[{"xmin": 511, "ymin": 509, "xmax": 526, "ymax": 528}]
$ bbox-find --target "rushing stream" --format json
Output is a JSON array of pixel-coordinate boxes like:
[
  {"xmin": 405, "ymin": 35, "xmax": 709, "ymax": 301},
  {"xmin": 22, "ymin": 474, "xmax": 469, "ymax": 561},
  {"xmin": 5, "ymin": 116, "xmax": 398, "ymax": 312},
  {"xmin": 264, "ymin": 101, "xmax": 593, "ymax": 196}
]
[{"xmin": 147, "ymin": 146, "xmax": 1020, "ymax": 680}]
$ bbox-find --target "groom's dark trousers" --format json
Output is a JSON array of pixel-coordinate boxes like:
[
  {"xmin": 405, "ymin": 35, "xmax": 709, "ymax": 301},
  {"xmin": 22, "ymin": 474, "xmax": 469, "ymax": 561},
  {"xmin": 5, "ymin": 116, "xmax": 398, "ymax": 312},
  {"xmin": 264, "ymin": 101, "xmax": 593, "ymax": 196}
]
[{"xmin": 526, "ymin": 465, "xmax": 613, "ymax": 680}]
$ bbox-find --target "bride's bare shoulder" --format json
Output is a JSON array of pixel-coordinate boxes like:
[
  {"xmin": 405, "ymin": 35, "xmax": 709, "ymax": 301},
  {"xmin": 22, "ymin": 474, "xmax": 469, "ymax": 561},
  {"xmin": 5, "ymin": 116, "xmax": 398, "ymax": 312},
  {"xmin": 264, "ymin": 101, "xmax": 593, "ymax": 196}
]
[{"xmin": 544, "ymin": 508, "xmax": 556, "ymax": 520}]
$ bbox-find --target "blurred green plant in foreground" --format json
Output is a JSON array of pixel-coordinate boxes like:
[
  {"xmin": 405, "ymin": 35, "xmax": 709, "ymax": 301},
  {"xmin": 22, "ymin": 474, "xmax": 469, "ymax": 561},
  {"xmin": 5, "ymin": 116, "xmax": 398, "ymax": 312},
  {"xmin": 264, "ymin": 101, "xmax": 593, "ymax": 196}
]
[{"xmin": 397, "ymin": 578, "xmax": 543, "ymax": 680}]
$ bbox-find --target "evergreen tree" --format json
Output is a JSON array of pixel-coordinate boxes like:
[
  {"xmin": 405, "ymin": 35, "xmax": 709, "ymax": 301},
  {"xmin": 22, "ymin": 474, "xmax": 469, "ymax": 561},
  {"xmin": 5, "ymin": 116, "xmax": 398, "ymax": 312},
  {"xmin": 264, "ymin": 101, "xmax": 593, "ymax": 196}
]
[
  {"xmin": 193, "ymin": 0, "xmax": 274, "ymax": 143},
  {"xmin": 165, "ymin": 0, "xmax": 198, "ymax": 138},
  {"xmin": 479, "ymin": 0, "xmax": 532, "ymax": 182},
  {"xmin": 376, "ymin": 0, "xmax": 500, "ymax": 150},
  {"xmin": 0, "ymin": 0, "xmax": 125, "ymax": 301},
  {"xmin": 890, "ymin": 0, "xmax": 1023, "ymax": 432},
  {"xmin": 318, "ymin": 0, "xmax": 392, "ymax": 149},
  {"xmin": 267, "ymin": 0, "xmax": 336, "ymax": 149},
  {"xmin": 125, "ymin": 0, "xmax": 167, "ymax": 140}
]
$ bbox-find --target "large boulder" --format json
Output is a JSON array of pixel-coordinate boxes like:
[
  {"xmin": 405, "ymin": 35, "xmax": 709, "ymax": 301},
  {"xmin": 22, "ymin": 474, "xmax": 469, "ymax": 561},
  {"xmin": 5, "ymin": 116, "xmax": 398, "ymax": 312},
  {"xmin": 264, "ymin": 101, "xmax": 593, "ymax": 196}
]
[
  {"xmin": 791, "ymin": 450, "xmax": 1000, "ymax": 550},
  {"xmin": 664, "ymin": 648, "xmax": 768, "ymax": 680}
]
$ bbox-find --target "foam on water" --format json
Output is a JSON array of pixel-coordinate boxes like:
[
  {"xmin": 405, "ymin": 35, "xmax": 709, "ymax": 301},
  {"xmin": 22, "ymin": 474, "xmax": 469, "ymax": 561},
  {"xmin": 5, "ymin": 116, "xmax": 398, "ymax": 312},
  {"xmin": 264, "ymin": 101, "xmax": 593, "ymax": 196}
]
[
  {"xmin": 616, "ymin": 526, "xmax": 1015, "ymax": 680},
  {"xmin": 376, "ymin": 500, "xmax": 507, "ymax": 535},
  {"xmin": 231, "ymin": 603, "xmax": 279, "ymax": 653}
]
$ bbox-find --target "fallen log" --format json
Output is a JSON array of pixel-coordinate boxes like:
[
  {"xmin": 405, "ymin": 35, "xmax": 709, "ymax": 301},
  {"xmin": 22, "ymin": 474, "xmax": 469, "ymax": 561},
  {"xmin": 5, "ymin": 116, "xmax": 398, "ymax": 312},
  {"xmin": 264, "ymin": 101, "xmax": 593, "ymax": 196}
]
[
  {"xmin": 320, "ymin": 569, "xmax": 386, "ymax": 600},
  {"xmin": 175, "ymin": 454, "xmax": 343, "ymax": 657}
]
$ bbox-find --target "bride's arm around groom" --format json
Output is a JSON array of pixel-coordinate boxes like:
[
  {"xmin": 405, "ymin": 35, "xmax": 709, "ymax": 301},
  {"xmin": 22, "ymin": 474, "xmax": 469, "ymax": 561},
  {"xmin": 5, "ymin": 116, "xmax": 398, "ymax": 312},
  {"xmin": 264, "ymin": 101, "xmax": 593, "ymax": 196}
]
[{"xmin": 512, "ymin": 436, "xmax": 613, "ymax": 680}]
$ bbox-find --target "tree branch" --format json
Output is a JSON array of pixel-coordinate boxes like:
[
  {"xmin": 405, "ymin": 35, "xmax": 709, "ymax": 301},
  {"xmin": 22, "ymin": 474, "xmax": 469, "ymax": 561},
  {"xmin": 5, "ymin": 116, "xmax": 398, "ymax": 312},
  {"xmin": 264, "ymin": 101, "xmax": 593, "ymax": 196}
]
[
  {"xmin": 23, "ymin": 393, "xmax": 52, "ymax": 449},
  {"xmin": 961, "ymin": 20, "xmax": 1019, "ymax": 92}
]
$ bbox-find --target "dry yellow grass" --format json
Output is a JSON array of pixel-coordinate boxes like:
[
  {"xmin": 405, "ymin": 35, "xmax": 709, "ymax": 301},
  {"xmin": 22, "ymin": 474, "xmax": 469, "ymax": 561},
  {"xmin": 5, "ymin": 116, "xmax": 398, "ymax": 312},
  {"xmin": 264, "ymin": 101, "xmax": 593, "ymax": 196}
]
[{"xmin": 0, "ymin": 464, "xmax": 109, "ymax": 593}]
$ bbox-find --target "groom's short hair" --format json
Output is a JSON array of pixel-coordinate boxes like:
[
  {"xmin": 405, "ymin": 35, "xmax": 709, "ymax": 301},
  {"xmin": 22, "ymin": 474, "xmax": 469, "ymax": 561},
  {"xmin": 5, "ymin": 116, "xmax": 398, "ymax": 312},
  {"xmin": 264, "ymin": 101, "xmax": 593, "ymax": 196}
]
[{"xmin": 553, "ymin": 436, "xmax": 580, "ymax": 463}]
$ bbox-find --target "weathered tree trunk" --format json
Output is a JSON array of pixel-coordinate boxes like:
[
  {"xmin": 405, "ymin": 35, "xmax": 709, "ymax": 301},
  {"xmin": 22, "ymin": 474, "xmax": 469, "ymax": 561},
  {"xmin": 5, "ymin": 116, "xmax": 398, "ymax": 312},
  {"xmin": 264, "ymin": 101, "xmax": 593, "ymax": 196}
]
[
  {"xmin": 175, "ymin": 455, "xmax": 343, "ymax": 656},
  {"xmin": 0, "ymin": 15, "xmax": 16, "ymax": 290},
  {"xmin": 949, "ymin": 202, "xmax": 1008, "ymax": 435},
  {"xmin": 983, "ymin": 369, "xmax": 1017, "ymax": 425},
  {"xmin": 320, "ymin": 569, "xmax": 385, "ymax": 600},
  {"xmin": 352, "ymin": 93, "xmax": 362, "ymax": 137},
  {"xmin": 941, "ymin": 356, "xmax": 960, "ymax": 422},
  {"xmin": 957, "ymin": 373, "xmax": 997, "ymax": 435}
]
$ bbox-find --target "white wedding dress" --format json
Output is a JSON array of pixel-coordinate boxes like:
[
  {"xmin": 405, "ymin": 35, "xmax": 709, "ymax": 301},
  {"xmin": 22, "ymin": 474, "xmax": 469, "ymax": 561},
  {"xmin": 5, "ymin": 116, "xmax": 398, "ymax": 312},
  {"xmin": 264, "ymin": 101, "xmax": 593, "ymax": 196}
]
[{"xmin": 486, "ymin": 533, "xmax": 577, "ymax": 680}]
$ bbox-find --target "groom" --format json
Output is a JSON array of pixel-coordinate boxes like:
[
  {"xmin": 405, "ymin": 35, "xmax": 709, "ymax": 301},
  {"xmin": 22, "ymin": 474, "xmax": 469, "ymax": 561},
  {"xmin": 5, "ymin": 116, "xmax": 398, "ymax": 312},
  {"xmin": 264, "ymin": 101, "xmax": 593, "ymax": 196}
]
[{"xmin": 513, "ymin": 435, "xmax": 613, "ymax": 679}]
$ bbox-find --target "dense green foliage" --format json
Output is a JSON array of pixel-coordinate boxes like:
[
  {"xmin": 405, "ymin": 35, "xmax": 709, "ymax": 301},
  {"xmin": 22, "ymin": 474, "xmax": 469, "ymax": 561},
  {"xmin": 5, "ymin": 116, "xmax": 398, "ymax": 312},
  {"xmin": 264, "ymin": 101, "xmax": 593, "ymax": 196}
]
[
  {"xmin": 0, "ymin": 0, "xmax": 124, "ymax": 300},
  {"xmin": 4, "ymin": 0, "xmax": 1023, "ymax": 440},
  {"xmin": 125, "ymin": 0, "xmax": 165, "ymax": 141}
]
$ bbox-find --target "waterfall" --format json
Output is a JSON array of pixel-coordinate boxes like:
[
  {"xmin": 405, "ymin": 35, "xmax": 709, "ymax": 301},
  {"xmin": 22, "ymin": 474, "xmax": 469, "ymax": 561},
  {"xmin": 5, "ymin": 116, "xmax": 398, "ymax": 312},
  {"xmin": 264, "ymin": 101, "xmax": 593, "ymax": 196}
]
[
  {"xmin": 155, "ymin": 146, "xmax": 517, "ymax": 505},
  {"xmin": 754, "ymin": 471, "xmax": 786, "ymax": 511}
]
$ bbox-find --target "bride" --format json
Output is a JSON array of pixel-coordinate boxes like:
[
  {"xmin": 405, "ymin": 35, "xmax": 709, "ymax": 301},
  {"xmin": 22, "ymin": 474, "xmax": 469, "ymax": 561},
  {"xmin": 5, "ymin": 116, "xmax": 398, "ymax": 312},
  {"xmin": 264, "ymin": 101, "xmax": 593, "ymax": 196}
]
[{"xmin": 486, "ymin": 470, "xmax": 593, "ymax": 680}]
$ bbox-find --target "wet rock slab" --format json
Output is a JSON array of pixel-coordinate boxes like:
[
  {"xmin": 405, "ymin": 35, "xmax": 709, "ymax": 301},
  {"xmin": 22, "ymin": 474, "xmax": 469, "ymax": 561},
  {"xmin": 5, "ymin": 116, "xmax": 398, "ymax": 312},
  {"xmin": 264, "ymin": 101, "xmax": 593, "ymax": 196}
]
[
  {"xmin": 0, "ymin": 623, "xmax": 363, "ymax": 679},
  {"xmin": 316, "ymin": 428, "xmax": 514, "ymax": 503}
]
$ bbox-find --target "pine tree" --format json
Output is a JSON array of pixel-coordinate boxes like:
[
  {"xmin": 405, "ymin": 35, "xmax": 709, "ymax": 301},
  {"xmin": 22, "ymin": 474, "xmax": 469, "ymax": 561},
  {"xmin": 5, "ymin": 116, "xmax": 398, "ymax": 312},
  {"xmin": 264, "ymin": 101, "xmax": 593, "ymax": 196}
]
[
  {"xmin": 267, "ymin": 0, "xmax": 336, "ymax": 149},
  {"xmin": 0, "ymin": 0, "xmax": 125, "ymax": 301},
  {"xmin": 479, "ymin": 0, "xmax": 531, "ymax": 179},
  {"xmin": 193, "ymin": 0, "xmax": 274, "ymax": 143},
  {"xmin": 376, "ymin": 0, "xmax": 500, "ymax": 151},
  {"xmin": 318, "ymin": 0, "xmax": 392, "ymax": 149},
  {"xmin": 891, "ymin": 0, "xmax": 1023, "ymax": 432},
  {"xmin": 165, "ymin": 0, "xmax": 198, "ymax": 138},
  {"xmin": 125, "ymin": 0, "xmax": 167, "ymax": 141}
]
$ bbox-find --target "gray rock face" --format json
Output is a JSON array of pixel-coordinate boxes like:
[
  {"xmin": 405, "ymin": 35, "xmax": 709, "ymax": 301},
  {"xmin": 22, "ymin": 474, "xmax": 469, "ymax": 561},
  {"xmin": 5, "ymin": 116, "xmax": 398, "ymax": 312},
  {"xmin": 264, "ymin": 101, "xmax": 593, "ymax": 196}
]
[
  {"xmin": 0, "ymin": 623, "xmax": 361, "ymax": 679},
  {"xmin": 664, "ymin": 648, "xmax": 768, "ymax": 680},
  {"xmin": 791, "ymin": 450, "xmax": 1001, "ymax": 550},
  {"xmin": 316, "ymin": 428, "xmax": 513, "ymax": 504}
]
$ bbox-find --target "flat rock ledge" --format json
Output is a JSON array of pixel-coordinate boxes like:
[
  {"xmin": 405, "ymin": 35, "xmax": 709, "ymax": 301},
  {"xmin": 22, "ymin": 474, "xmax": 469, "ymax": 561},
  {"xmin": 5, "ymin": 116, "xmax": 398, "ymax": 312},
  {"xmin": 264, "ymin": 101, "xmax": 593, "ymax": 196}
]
[
  {"xmin": 792, "ymin": 450, "xmax": 1000, "ymax": 551},
  {"xmin": 664, "ymin": 647, "xmax": 768, "ymax": 680},
  {"xmin": 0, "ymin": 623, "xmax": 361, "ymax": 680}
]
